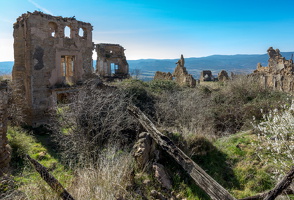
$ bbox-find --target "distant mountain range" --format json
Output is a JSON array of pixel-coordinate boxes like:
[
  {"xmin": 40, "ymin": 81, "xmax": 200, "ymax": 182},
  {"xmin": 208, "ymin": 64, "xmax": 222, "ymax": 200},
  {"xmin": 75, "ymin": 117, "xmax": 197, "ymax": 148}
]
[{"xmin": 1, "ymin": 52, "xmax": 294, "ymax": 80}]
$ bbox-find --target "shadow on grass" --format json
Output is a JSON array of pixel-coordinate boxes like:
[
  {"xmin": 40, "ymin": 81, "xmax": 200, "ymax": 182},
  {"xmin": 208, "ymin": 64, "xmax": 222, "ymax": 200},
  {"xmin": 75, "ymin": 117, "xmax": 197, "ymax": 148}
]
[
  {"xmin": 23, "ymin": 125, "xmax": 61, "ymax": 162},
  {"xmin": 159, "ymin": 136, "xmax": 240, "ymax": 199}
]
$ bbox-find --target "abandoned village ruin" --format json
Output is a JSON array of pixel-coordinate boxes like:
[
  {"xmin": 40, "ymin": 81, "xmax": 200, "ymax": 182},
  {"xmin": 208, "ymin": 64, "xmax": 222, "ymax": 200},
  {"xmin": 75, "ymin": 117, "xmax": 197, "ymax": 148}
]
[
  {"xmin": 12, "ymin": 11, "xmax": 129, "ymax": 126},
  {"xmin": 154, "ymin": 55, "xmax": 196, "ymax": 87},
  {"xmin": 1, "ymin": 11, "xmax": 294, "ymax": 186},
  {"xmin": 254, "ymin": 47, "xmax": 294, "ymax": 92}
]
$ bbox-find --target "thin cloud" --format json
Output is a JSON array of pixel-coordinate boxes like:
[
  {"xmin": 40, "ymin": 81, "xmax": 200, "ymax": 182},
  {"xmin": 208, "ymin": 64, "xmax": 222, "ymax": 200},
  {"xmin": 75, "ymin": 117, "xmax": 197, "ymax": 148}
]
[{"xmin": 28, "ymin": 0, "xmax": 53, "ymax": 15}]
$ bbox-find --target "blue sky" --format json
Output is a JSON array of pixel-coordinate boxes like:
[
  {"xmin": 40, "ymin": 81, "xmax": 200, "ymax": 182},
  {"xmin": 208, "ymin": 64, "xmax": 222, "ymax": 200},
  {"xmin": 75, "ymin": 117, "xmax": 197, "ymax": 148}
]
[{"xmin": 1, "ymin": 0, "xmax": 294, "ymax": 61}]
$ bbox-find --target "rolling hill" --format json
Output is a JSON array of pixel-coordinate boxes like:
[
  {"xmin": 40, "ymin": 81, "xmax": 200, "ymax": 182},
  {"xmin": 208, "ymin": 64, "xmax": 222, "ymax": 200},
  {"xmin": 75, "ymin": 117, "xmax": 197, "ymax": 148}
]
[{"xmin": 2, "ymin": 52, "xmax": 293, "ymax": 80}]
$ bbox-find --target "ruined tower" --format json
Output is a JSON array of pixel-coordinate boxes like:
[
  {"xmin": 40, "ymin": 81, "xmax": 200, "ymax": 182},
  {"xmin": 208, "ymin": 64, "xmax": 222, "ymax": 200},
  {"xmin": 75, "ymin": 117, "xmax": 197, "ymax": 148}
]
[
  {"xmin": 96, "ymin": 43, "xmax": 129, "ymax": 78},
  {"xmin": 12, "ymin": 11, "xmax": 93, "ymax": 126}
]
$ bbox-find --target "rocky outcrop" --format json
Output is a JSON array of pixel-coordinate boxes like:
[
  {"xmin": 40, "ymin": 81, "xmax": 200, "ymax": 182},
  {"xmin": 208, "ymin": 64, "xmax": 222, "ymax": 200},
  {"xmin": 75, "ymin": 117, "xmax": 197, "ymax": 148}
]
[
  {"xmin": 254, "ymin": 47, "xmax": 294, "ymax": 93},
  {"xmin": 152, "ymin": 163, "xmax": 172, "ymax": 190},
  {"xmin": 154, "ymin": 71, "xmax": 173, "ymax": 81},
  {"xmin": 0, "ymin": 81, "xmax": 11, "ymax": 176},
  {"xmin": 218, "ymin": 70, "xmax": 229, "ymax": 81},
  {"xmin": 133, "ymin": 132, "xmax": 155, "ymax": 169}
]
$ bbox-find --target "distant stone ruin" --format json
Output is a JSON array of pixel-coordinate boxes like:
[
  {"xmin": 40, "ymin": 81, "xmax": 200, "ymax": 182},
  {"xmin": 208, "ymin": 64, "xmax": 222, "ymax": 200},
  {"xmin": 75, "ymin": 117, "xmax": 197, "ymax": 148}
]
[
  {"xmin": 12, "ymin": 11, "xmax": 129, "ymax": 126},
  {"xmin": 96, "ymin": 43, "xmax": 129, "ymax": 79},
  {"xmin": 173, "ymin": 55, "xmax": 196, "ymax": 87},
  {"xmin": 154, "ymin": 71, "xmax": 173, "ymax": 80},
  {"xmin": 200, "ymin": 70, "xmax": 214, "ymax": 81},
  {"xmin": 0, "ymin": 81, "xmax": 11, "ymax": 176},
  {"xmin": 154, "ymin": 55, "xmax": 196, "ymax": 87},
  {"xmin": 218, "ymin": 70, "xmax": 229, "ymax": 82},
  {"xmin": 254, "ymin": 47, "xmax": 294, "ymax": 92}
]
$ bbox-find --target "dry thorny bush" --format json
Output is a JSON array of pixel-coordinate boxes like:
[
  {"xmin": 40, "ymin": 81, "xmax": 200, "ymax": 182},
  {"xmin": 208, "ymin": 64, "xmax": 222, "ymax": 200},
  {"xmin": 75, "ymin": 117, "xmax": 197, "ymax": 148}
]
[
  {"xmin": 153, "ymin": 75, "xmax": 290, "ymax": 137},
  {"xmin": 50, "ymin": 79, "xmax": 140, "ymax": 165}
]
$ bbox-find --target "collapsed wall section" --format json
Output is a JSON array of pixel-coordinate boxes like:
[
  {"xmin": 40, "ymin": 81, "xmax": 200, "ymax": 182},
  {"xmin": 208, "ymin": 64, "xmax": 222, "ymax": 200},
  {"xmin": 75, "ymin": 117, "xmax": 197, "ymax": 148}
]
[
  {"xmin": 254, "ymin": 47, "xmax": 294, "ymax": 93},
  {"xmin": 12, "ymin": 11, "xmax": 93, "ymax": 126},
  {"xmin": 0, "ymin": 81, "xmax": 10, "ymax": 176}
]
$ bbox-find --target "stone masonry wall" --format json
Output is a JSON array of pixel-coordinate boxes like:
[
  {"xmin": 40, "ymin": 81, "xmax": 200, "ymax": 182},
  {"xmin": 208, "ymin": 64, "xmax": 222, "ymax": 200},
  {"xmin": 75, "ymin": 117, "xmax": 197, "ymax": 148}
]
[
  {"xmin": 96, "ymin": 43, "xmax": 129, "ymax": 78},
  {"xmin": 0, "ymin": 81, "xmax": 11, "ymax": 176},
  {"xmin": 254, "ymin": 47, "xmax": 294, "ymax": 93},
  {"xmin": 12, "ymin": 11, "xmax": 93, "ymax": 126}
]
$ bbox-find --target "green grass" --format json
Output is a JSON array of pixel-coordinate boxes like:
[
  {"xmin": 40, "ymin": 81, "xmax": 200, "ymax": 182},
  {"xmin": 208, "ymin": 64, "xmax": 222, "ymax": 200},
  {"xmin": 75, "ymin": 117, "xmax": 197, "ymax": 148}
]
[
  {"xmin": 7, "ymin": 127, "xmax": 73, "ymax": 199},
  {"xmin": 214, "ymin": 131, "xmax": 277, "ymax": 198}
]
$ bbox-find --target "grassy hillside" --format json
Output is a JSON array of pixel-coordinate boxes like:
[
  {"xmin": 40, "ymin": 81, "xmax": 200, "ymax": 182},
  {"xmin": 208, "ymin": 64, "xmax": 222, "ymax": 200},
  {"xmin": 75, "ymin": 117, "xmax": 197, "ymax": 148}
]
[{"xmin": 1, "ymin": 76, "xmax": 293, "ymax": 199}]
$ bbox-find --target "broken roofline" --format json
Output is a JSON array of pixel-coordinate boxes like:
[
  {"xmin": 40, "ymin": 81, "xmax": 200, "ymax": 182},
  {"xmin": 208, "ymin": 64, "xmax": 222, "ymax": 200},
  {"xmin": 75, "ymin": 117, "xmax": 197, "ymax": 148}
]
[{"xmin": 15, "ymin": 10, "xmax": 92, "ymax": 27}]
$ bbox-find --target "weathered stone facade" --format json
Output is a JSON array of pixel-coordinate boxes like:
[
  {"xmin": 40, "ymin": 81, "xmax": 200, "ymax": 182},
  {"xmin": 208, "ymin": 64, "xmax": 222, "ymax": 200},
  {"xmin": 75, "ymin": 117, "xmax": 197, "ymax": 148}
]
[
  {"xmin": 254, "ymin": 47, "xmax": 294, "ymax": 92},
  {"xmin": 218, "ymin": 70, "xmax": 229, "ymax": 82},
  {"xmin": 96, "ymin": 43, "xmax": 129, "ymax": 78},
  {"xmin": 153, "ymin": 71, "xmax": 173, "ymax": 80},
  {"xmin": 12, "ymin": 11, "xmax": 93, "ymax": 126},
  {"xmin": 0, "ymin": 81, "xmax": 11, "ymax": 176},
  {"xmin": 172, "ymin": 55, "xmax": 196, "ymax": 87},
  {"xmin": 200, "ymin": 70, "xmax": 214, "ymax": 81}
]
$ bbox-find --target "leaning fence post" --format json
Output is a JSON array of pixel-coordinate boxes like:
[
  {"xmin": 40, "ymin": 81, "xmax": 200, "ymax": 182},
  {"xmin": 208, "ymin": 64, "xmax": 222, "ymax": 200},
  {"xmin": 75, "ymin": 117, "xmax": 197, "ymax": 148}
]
[
  {"xmin": 26, "ymin": 154, "xmax": 75, "ymax": 200},
  {"xmin": 127, "ymin": 105, "xmax": 236, "ymax": 200}
]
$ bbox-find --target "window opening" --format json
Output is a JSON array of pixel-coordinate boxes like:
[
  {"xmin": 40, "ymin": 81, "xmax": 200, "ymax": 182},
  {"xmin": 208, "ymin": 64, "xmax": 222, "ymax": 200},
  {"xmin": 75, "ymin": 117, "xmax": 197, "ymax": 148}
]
[
  {"xmin": 49, "ymin": 22, "xmax": 58, "ymax": 37},
  {"xmin": 111, "ymin": 63, "xmax": 118, "ymax": 75},
  {"xmin": 64, "ymin": 26, "xmax": 71, "ymax": 38},
  {"xmin": 61, "ymin": 56, "xmax": 75, "ymax": 82},
  {"xmin": 78, "ymin": 28, "xmax": 84, "ymax": 37}
]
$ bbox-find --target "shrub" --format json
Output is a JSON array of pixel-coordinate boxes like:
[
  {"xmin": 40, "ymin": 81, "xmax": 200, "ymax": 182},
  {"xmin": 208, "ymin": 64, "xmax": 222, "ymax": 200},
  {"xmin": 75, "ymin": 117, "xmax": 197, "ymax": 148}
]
[
  {"xmin": 252, "ymin": 101, "xmax": 294, "ymax": 177},
  {"xmin": 50, "ymin": 80, "xmax": 140, "ymax": 164},
  {"xmin": 210, "ymin": 75, "xmax": 290, "ymax": 135},
  {"xmin": 7, "ymin": 128, "xmax": 34, "ymax": 168}
]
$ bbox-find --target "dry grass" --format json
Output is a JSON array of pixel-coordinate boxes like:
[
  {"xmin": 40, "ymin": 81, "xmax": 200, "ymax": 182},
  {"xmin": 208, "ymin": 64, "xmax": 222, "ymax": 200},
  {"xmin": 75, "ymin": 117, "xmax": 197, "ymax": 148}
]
[
  {"xmin": 68, "ymin": 146, "xmax": 135, "ymax": 200},
  {"xmin": 9, "ymin": 146, "xmax": 135, "ymax": 200},
  {"xmin": 0, "ymin": 74, "xmax": 12, "ymax": 81}
]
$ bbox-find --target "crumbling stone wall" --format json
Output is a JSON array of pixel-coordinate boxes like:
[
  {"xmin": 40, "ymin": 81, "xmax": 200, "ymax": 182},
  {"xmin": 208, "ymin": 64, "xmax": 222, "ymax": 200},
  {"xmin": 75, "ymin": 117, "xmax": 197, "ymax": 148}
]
[
  {"xmin": 153, "ymin": 55, "xmax": 196, "ymax": 87},
  {"xmin": 154, "ymin": 71, "xmax": 173, "ymax": 80},
  {"xmin": 96, "ymin": 43, "xmax": 129, "ymax": 78},
  {"xmin": 200, "ymin": 70, "xmax": 214, "ymax": 81},
  {"xmin": 254, "ymin": 47, "xmax": 294, "ymax": 92},
  {"xmin": 172, "ymin": 55, "xmax": 196, "ymax": 87},
  {"xmin": 12, "ymin": 11, "xmax": 93, "ymax": 126},
  {"xmin": 0, "ymin": 81, "xmax": 11, "ymax": 176},
  {"xmin": 218, "ymin": 70, "xmax": 229, "ymax": 82}
]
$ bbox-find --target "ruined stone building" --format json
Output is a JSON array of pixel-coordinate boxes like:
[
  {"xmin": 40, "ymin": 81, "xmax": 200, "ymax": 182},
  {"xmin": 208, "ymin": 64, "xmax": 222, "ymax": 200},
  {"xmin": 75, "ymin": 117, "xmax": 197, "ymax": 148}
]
[
  {"xmin": 218, "ymin": 70, "xmax": 229, "ymax": 82},
  {"xmin": 200, "ymin": 70, "xmax": 214, "ymax": 81},
  {"xmin": 0, "ymin": 81, "xmax": 11, "ymax": 176},
  {"xmin": 154, "ymin": 55, "xmax": 196, "ymax": 87},
  {"xmin": 173, "ymin": 55, "xmax": 196, "ymax": 87},
  {"xmin": 96, "ymin": 43, "xmax": 129, "ymax": 78},
  {"xmin": 254, "ymin": 47, "xmax": 294, "ymax": 92},
  {"xmin": 154, "ymin": 71, "xmax": 173, "ymax": 80},
  {"xmin": 12, "ymin": 11, "xmax": 130, "ymax": 126},
  {"xmin": 12, "ymin": 11, "xmax": 94, "ymax": 125}
]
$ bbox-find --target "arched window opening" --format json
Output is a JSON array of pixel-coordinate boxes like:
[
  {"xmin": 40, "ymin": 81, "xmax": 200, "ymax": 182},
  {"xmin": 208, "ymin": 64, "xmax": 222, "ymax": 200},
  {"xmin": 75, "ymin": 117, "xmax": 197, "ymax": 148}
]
[
  {"xmin": 64, "ymin": 26, "xmax": 71, "ymax": 38},
  {"xmin": 48, "ymin": 22, "xmax": 58, "ymax": 37},
  {"xmin": 78, "ymin": 28, "xmax": 84, "ymax": 37}
]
